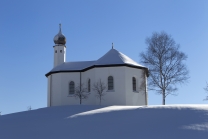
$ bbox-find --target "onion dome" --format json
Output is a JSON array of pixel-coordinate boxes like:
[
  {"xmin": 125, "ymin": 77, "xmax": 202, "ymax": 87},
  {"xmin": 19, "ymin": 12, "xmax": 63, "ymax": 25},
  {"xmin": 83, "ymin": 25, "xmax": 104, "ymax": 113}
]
[{"xmin": 53, "ymin": 24, "xmax": 66, "ymax": 45}]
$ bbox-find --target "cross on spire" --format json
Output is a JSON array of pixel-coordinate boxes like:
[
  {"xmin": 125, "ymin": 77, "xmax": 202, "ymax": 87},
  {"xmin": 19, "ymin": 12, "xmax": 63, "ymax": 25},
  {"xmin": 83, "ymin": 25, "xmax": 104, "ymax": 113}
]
[
  {"xmin": 59, "ymin": 23, "xmax": 62, "ymax": 32},
  {"xmin": 112, "ymin": 42, "xmax": 114, "ymax": 49}
]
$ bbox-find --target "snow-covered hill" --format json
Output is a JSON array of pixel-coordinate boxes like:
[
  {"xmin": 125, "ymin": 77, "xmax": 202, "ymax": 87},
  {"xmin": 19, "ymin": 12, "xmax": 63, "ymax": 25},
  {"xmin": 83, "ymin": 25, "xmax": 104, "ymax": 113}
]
[{"xmin": 0, "ymin": 105, "xmax": 208, "ymax": 139}]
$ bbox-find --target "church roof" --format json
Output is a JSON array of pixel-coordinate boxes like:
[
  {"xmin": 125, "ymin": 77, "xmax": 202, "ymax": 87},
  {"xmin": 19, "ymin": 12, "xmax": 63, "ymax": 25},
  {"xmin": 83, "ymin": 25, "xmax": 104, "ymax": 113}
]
[
  {"xmin": 94, "ymin": 48, "xmax": 143, "ymax": 66},
  {"xmin": 49, "ymin": 61, "xmax": 95, "ymax": 72},
  {"xmin": 45, "ymin": 48, "xmax": 148, "ymax": 77}
]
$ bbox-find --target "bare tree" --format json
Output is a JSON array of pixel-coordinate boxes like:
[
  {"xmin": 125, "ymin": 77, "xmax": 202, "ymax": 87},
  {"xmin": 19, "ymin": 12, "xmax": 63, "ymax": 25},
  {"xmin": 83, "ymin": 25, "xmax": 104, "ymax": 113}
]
[
  {"xmin": 74, "ymin": 83, "xmax": 90, "ymax": 104},
  {"xmin": 138, "ymin": 70, "xmax": 146, "ymax": 93},
  {"xmin": 204, "ymin": 82, "xmax": 208, "ymax": 100},
  {"xmin": 138, "ymin": 70, "xmax": 148, "ymax": 105},
  {"xmin": 27, "ymin": 106, "xmax": 32, "ymax": 111},
  {"xmin": 93, "ymin": 79, "xmax": 106, "ymax": 105},
  {"xmin": 140, "ymin": 31, "xmax": 189, "ymax": 105}
]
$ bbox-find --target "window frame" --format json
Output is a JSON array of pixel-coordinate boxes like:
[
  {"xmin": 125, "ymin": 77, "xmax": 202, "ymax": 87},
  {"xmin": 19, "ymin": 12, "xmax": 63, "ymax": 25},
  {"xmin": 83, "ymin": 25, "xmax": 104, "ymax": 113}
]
[
  {"xmin": 69, "ymin": 81, "xmax": 75, "ymax": 94},
  {"xmin": 132, "ymin": 77, "xmax": 136, "ymax": 92},
  {"xmin": 108, "ymin": 76, "xmax": 114, "ymax": 91}
]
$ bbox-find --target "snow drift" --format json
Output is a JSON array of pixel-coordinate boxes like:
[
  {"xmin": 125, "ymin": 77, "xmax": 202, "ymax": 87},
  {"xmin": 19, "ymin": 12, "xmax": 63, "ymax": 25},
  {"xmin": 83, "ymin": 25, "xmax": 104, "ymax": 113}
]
[{"xmin": 0, "ymin": 105, "xmax": 208, "ymax": 139}]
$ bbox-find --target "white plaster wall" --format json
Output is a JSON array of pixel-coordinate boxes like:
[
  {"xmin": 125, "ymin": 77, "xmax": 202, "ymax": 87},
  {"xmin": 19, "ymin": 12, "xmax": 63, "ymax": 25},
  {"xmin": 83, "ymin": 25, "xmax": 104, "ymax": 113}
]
[
  {"xmin": 50, "ymin": 70, "xmax": 96, "ymax": 106},
  {"xmin": 50, "ymin": 73, "xmax": 62, "ymax": 106},
  {"xmin": 124, "ymin": 67, "xmax": 146, "ymax": 105},
  {"xmin": 48, "ymin": 66, "xmax": 147, "ymax": 106},
  {"xmin": 53, "ymin": 45, "xmax": 66, "ymax": 67},
  {"xmin": 47, "ymin": 75, "xmax": 51, "ymax": 107},
  {"xmin": 81, "ymin": 68, "xmax": 96, "ymax": 105},
  {"xmin": 59, "ymin": 72, "xmax": 80, "ymax": 105},
  {"xmin": 93, "ymin": 67, "xmax": 126, "ymax": 105}
]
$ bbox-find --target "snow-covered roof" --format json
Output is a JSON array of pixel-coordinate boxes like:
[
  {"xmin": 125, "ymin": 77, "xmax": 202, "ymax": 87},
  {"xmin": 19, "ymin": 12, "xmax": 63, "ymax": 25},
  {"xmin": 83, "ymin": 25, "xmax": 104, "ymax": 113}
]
[
  {"xmin": 94, "ymin": 48, "xmax": 143, "ymax": 66},
  {"xmin": 46, "ymin": 48, "xmax": 147, "ymax": 77},
  {"xmin": 50, "ymin": 61, "xmax": 95, "ymax": 71}
]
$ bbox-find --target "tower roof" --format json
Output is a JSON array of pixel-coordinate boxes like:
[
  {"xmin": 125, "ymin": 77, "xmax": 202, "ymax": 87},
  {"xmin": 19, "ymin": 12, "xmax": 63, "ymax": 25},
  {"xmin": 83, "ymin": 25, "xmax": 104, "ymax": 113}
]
[
  {"xmin": 53, "ymin": 24, "xmax": 66, "ymax": 45},
  {"xmin": 46, "ymin": 48, "xmax": 148, "ymax": 77}
]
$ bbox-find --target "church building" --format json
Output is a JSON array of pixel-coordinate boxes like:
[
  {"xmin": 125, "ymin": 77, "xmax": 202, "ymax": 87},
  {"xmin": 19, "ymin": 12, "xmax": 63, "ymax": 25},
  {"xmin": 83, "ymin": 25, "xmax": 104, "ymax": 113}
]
[{"xmin": 45, "ymin": 24, "xmax": 149, "ymax": 106}]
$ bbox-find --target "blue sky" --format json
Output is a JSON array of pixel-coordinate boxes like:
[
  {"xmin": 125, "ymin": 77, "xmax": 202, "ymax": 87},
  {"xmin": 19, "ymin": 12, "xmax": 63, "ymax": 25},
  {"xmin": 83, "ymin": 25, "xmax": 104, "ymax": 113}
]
[{"xmin": 0, "ymin": 0, "xmax": 208, "ymax": 115}]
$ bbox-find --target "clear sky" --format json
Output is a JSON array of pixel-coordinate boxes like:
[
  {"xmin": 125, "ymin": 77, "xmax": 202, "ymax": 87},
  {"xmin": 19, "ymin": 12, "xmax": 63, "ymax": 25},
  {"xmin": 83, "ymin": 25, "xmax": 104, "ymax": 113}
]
[{"xmin": 0, "ymin": 0, "xmax": 208, "ymax": 115}]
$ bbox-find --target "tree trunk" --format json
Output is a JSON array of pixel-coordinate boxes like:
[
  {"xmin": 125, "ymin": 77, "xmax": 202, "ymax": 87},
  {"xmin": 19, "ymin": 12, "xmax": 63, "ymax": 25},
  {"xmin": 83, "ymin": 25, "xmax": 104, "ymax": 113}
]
[
  {"xmin": 162, "ymin": 90, "xmax": 165, "ymax": 105},
  {"xmin": 80, "ymin": 98, "xmax": 82, "ymax": 104},
  {"xmin": 100, "ymin": 97, "xmax": 101, "ymax": 105}
]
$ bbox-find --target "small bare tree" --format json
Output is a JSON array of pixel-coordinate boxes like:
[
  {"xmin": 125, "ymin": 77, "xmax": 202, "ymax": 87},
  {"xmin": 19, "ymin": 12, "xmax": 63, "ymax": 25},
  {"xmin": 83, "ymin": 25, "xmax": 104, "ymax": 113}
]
[
  {"xmin": 74, "ymin": 83, "xmax": 90, "ymax": 104},
  {"xmin": 93, "ymin": 79, "xmax": 106, "ymax": 105},
  {"xmin": 27, "ymin": 106, "xmax": 32, "ymax": 111},
  {"xmin": 204, "ymin": 82, "xmax": 208, "ymax": 101},
  {"xmin": 140, "ymin": 31, "xmax": 189, "ymax": 105},
  {"xmin": 138, "ymin": 70, "xmax": 148, "ymax": 105},
  {"xmin": 138, "ymin": 70, "xmax": 146, "ymax": 93}
]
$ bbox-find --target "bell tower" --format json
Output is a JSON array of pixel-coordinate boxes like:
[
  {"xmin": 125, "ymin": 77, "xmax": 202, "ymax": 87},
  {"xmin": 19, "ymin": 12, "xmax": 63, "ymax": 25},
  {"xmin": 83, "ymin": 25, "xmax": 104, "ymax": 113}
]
[{"xmin": 53, "ymin": 24, "xmax": 66, "ymax": 67}]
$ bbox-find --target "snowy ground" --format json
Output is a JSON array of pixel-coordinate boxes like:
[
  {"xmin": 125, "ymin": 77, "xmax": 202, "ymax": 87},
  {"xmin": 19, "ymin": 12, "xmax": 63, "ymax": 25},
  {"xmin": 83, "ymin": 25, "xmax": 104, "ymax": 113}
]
[{"xmin": 0, "ymin": 105, "xmax": 208, "ymax": 139}]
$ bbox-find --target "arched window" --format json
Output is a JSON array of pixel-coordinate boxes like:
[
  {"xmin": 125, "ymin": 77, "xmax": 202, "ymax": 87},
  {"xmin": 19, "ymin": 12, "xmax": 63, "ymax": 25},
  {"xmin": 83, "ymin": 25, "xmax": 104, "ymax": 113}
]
[
  {"xmin": 88, "ymin": 79, "xmax": 91, "ymax": 92},
  {"xmin": 108, "ymin": 76, "xmax": 114, "ymax": 90},
  {"xmin": 132, "ymin": 77, "xmax": 136, "ymax": 91},
  {"xmin": 69, "ymin": 81, "xmax": 75, "ymax": 94}
]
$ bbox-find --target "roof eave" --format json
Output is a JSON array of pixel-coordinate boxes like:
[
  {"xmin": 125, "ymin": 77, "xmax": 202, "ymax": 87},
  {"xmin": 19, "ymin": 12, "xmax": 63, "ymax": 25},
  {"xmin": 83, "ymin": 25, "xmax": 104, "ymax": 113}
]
[{"xmin": 45, "ymin": 64, "xmax": 148, "ymax": 77}]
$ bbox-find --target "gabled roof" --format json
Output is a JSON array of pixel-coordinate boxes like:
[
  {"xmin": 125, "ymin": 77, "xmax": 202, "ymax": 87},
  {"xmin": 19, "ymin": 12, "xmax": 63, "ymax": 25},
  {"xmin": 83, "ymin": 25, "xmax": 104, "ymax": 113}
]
[{"xmin": 45, "ymin": 48, "xmax": 147, "ymax": 77}]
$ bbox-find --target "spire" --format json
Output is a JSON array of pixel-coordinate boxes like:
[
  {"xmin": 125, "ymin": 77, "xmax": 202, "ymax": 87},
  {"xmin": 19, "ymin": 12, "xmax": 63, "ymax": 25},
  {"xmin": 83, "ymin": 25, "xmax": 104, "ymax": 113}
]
[
  {"xmin": 112, "ymin": 42, "xmax": 114, "ymax": 49},
  {"xmin": 59, "ymin": 23, "xmax": 62, "ymax": 33}
]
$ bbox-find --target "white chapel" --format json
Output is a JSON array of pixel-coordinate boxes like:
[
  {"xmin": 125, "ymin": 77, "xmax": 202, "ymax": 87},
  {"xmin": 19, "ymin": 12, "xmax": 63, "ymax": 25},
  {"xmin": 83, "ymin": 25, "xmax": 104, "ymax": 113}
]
[{"xmin": 45, "ymin": 24, "xmax": 149, "ymax": 106}]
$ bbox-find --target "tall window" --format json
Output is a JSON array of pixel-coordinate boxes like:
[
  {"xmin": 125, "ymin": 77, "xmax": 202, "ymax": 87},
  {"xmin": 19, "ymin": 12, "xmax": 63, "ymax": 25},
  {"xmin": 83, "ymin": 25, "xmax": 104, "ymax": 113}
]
[
  {"xmin": 132, "ymin": 77, "xmax": 136, "ymax": 91},
  {"xmin": 88, "ymin": 79, "xmax": 91, "ymax": 92},
  {"xmin": 108, "ymin": 76, "xmax": 114, "ymax": 90},
  {"xmin": 69, "ymin": 81, "xmax": 75, "ymax": 94}
]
